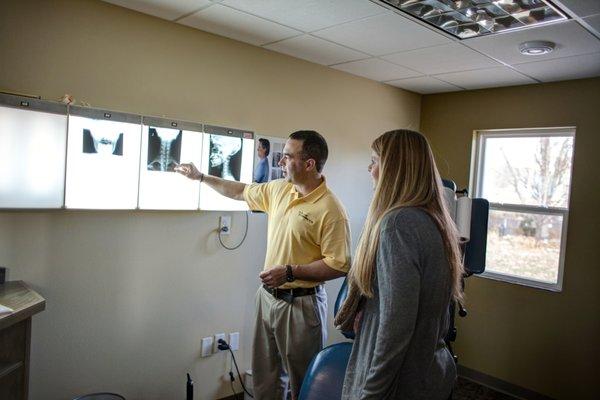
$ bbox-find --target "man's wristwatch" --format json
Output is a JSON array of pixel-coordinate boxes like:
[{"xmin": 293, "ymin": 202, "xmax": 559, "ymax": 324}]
[{"xmin": 285, "ymin": 264, "xmax": 295, "ymax": 282}]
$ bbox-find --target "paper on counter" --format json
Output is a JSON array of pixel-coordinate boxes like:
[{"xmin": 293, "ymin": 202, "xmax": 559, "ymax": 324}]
[{"xmin": 0, "ymin": 303, "xmax": 14, "ymax": 315}]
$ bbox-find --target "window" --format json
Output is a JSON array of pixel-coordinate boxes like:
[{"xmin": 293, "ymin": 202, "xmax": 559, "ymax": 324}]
[{"xmin": 470, "ymin": 127, "xmax": 575, "ymax": 291}]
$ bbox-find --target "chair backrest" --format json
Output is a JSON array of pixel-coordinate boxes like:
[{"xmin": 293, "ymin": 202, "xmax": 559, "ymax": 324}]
[
  {"xmin": 334, "ymin": 277, "xmax": 348, "ymax": 316},
  {"xmin": 334, "ymin": 277, "xmax": 355, "ymax": 340},
  {"xmin": 298, "ymin": 342, "xmax": 353, "ymax": 400},
  {"xmin": 73, "ymin": 393, "xmax": 125, "ymax": 400}
]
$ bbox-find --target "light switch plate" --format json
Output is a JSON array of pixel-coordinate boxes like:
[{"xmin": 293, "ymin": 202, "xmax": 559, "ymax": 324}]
[
  {"xmin": 201, "ymin": 336, "xmax": 213, "ymax": 357},
  {"xmin": 229, "ymin": 332, "xmax": 240, "ymax": 351}
]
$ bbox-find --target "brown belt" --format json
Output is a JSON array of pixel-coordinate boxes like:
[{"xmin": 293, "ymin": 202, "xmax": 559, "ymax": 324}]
[{"xmin": 262, "ymin": 284, "xmax": 318, "ymax": 303}]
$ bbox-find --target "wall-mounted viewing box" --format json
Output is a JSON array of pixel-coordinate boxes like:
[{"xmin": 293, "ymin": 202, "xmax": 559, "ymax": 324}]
[
  {"xmin": 0, "ymin": 93, "xmax": 257, "ymax": 212},
  {"xmin": 200, "ymin": 125, "xmax": 254, "ymax": 211},
  {"xmin": 0, "ymin": 93, "xmax": 68, "ymax": 208},
  {"xmin": 139, "ymin": 116, "xmax": 204, "ymax": 210},
  {"xmin": 65, "ymin": 106, "xmax": 142, "ymax": 209}
]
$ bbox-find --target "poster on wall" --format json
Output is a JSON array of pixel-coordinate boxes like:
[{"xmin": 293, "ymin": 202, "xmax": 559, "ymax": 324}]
[
  {"xmin": 253, "ymin": 134, "xmax": 287, "ymax": 183},
  {"xmin": 0, "ymin": 95, "xmax": 68, "ymax": 208},
  {"xmin": 138, "ymin": 117, "xmax": 203, "ymax": 210},
  {"xmin": 199, "ymin": 126, "xmax": 254, "ymax": 211},
  {"xmin": 65, "ymin": 107, "xmax": 142, "ymax": 209}
]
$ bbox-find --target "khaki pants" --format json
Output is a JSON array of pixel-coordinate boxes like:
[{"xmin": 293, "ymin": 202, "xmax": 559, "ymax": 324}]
[{"xmin": 252, "ymin": 286, "xmax": 327, "ymax": 400}]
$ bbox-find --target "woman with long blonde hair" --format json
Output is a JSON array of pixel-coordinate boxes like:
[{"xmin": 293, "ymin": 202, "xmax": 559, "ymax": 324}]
[{"xmin": 335, "ymin": 129, "xmax": 463, "ymax": 400}]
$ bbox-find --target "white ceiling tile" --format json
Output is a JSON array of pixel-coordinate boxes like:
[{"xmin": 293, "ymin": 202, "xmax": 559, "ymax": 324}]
[
  {"xmin": 434, "ymin": 67, "xmax": 537, "ymax": 90},
  {"xmin": 178, "ymin": 4, "xmax": 301, "ymax": 46},
  {"xmin": 102, "ymin": 0, "xmax": 211, "ymax": 21},
  {"xmin": 332, "ymin": 58, "xmax": 422, "ymax": 81},
  {"xmin": 465, "ymin": 20, "xmax": 600, "ymax": 65},
  {"xmin": 387, "ymin": 76, "xmax": 463, "ymax": 94},
  {"xmin": 555, "ymin": 0, "xmax": 600, "ymax": 17},
  {"xmin": 264, "ymin": 35, "xmax": 368, "ymax": 66},
  {"xmin": 583, "ymin": 14, "xmax": 600, "ymax": 33},
  {"xmin": 513, "ymin": 52, "xmax": 600, "ymax": 82},
  {"xmin": 383, "ymin": 43, "xmax": 500, "ymax": 75},
  {"xmin": 313, "ymin": 13, "xmax": 451, "ymax": 56},
  {"xmin": 221, "ymin": 0, "xmax": 386, "ymax": 32}
]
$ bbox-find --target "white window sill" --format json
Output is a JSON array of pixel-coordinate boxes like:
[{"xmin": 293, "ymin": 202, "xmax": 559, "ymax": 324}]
[{"xmin": 474, "ymin": 271, "xmax": 563, "ymax": 292}]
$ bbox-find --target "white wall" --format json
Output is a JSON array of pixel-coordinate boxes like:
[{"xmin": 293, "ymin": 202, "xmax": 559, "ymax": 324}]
[{"xmin": 0, "ymin": 0, "xmax": 421, "ymax": 398}]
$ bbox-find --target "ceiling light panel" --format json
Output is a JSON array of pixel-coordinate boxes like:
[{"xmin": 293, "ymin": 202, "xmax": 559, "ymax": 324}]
[{"xmin": 381, "ymin": 0, "xmax": 569, "ymax": 39}]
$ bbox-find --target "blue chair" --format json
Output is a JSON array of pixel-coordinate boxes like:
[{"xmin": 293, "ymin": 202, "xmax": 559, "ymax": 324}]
[
  {"xmin": 298, "ymin": 277, "xmax": 354, "ymax": 400},
  {"xmin": 333, "ymin": 277, "xmax": 354, "ymax": 340},
  {"xmin": 297, "ymin": 342, "xmax": 353, "ymax": 400}
]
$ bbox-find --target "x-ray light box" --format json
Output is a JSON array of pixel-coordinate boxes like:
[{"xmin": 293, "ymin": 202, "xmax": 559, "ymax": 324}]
[
  {"xmin": 65, "ymin": 107, "xmax": 142, "ymax": 209},
  {"xmin": 138, "ymin": 117, "xmax": 203, "ymax": 210},
  {"xmin": 0, "ymin": 95, "xmax": 68, "ymax": 208},
  {"xmin": 200, "ymin": 126, "xmax": 254, "ymax": 211}
]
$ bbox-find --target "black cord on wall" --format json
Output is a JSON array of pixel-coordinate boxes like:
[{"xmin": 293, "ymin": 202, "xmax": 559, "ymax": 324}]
[
  {"xmin": 218, "ymin": 211, "xmax": 249, "ymax": 251},
  {"xmin": 218, "ymin": 339, "xmax": 254, "ymax": 398}
]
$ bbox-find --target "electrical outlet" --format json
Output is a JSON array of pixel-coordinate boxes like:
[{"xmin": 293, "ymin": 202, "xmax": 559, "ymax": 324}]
[
  {"xmin": 220, "ymin": 215, "xmax": 231, "ymax": 235},
  {"xmin": 201, "ymin": 336, "xmax": 213, "ymax": 357},
  {"xmin": 214, "ymin": 333, "xmax": 226, "ymax": 353},
  {"xmin": 229, "ymin": 332, "xmax": 240, "ymax": 351}
]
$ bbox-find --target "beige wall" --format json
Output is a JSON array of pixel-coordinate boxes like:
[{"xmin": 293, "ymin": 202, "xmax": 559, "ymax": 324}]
[
  {"xmin": 421, "ymin": 78, "xmax": 600, "ymax": 400},
  {"xmin": 0, "ymin": 1, "xmax": 420, "ymax": 399}
]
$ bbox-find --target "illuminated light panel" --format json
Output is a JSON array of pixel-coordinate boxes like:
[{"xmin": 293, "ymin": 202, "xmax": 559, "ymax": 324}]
[
  {"xmin": 382, "ymin": 0, "xmax": 568, "ymax": 39},
  {"xmin": 0, "ymin": 105, "xmax": 67, "ymax": 208},
  {"xmin": 199, "ymin": 128, "xmax": 255, "ymax": 211},
  {"xmin": 65, "ymin": 113, "xmax": 142, "ymax": 209},
  {"xmin": 138, "ymin": 121, "xmax": 204, "ymax": 210}
]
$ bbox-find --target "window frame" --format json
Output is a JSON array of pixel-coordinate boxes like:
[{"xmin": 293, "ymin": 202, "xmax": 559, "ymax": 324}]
[{"xmin": 469, "ymin": 127, "xmax": 576, "ymax": 292}]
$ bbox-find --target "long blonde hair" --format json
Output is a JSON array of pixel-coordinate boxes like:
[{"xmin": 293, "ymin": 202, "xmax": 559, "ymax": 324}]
[{"xmin": 349, "ymin": 130, "xmax": 464, "ymax": 301}]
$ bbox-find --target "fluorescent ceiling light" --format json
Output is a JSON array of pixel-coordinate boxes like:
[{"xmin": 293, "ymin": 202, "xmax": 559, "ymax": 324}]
[{"xmin": 382, "ymin": 0, "xmax": 568, "ymax": 39}]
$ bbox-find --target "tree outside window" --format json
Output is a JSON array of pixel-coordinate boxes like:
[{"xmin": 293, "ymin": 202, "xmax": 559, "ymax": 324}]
[{"xmin": 471, "ymin": 128, "xmax": 575, "ymax": 291}]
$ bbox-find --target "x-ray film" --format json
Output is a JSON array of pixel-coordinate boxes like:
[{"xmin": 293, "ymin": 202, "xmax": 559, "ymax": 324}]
[
  {"xmin": 208, "ymin": 134, "xmax": 243, "ymax": 181},
  {"xmin": 146, "ymin": 127, "xmax": 182, "ymax": 172},
  {"xmin": 65, "ymin": 113, "xmax": 142, "ymax": 209},
  {"xmin": 138, "ymin": 123, "xmax": 203, "ymax": 210},
  {"xmin": 200, "ymin": 131, "xmax": 254, "ymax": 211},
  {"xmin": 0, "ymin": 104, "xmax": 67, "ymax": 208},
  {"xmin": 83, "ymin": 129, "xmax": 123, "ymax": 156}
]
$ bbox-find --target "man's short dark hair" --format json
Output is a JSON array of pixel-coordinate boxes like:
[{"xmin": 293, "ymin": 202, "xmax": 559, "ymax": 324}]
[
  {"xmin": 258, "ymin": 138, "xmax": 270, "ymax": 156},
  {"xmin": 289, "ymin": 130, "xmax": 328, "ymax": 173}
]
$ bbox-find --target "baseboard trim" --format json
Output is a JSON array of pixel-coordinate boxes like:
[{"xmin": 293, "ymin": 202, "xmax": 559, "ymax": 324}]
[{"xmin": 458, "ymin": 365, "xmax": 557, "ymax": 400}]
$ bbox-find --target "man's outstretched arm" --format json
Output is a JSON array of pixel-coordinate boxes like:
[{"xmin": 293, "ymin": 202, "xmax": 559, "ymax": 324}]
[{"xmin": 175, "ymin": 163, "xmax": 247, "ymax": 201}]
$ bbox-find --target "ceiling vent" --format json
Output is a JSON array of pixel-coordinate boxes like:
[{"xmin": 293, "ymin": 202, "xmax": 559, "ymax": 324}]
[{"xmin": 519, "ymin": 40, "xmax": 556, "ymax": 55}]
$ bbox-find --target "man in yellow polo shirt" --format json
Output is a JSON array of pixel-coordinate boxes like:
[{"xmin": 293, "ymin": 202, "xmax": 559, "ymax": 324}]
[{"xmin": 176, "ymin": 130, "xmax": 350, "ymax": 400}]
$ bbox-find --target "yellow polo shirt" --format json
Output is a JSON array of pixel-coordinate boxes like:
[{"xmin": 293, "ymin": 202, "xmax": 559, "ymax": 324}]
[{"xmin": 243, "ymin": 178, "xmax": 351, "ymax": 289}]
